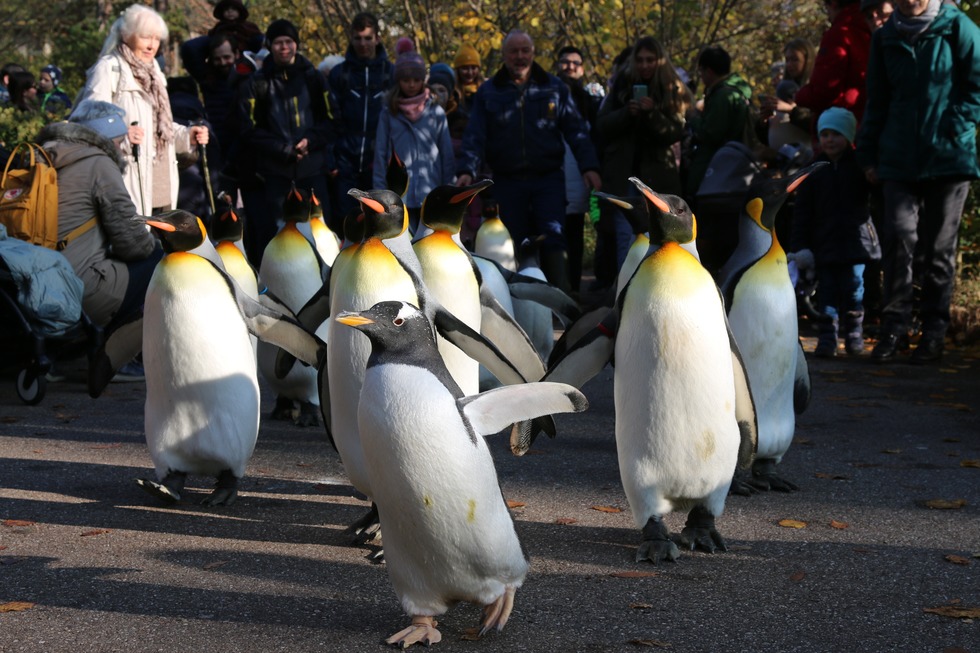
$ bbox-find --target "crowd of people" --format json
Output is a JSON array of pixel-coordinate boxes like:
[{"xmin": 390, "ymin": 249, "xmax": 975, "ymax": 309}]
[{"xmin": 1, "ymin": 0, "xmax": 977, "ymax": 367}]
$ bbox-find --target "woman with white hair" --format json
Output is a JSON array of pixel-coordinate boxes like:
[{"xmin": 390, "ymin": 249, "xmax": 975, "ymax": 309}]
[{"xmin": 79, "ymin": 3, "xmax": 208, "ymax": 215}]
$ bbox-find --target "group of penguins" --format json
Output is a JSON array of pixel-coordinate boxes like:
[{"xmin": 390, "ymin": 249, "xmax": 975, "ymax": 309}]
[{"xmin": 86, "ymin": 154, "xmax": 824, "ymax": 648}]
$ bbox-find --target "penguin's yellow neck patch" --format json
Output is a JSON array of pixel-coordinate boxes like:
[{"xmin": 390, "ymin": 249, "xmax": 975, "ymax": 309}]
[{"xmin": 746, "ymin": 198, "xmax": 764, "ymax": 229}]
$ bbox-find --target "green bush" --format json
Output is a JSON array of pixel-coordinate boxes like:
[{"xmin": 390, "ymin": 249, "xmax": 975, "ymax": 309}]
[{"xmin": 0, "ymin": 107, "xmax": 50, "ymax": 150}]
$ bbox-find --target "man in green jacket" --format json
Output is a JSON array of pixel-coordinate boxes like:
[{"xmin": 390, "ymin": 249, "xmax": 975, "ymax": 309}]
[
  {"xmin": 686, "ymin": 45, "xmax": 754, "ymax": 197},
  {"xmin": 856, "ymin": 0, "xmax": 980, "ymax": 364}
]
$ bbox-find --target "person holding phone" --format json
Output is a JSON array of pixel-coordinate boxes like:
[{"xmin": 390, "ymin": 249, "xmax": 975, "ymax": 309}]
[{"xmin": 596, "ymin": 35, "xmax": 692, "ymax": 267}]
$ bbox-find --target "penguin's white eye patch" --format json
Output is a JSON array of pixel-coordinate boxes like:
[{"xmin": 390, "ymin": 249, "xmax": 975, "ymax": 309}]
[{"xmin": 393, "ymin": 318, "xmax": 405, "ymax": 326}]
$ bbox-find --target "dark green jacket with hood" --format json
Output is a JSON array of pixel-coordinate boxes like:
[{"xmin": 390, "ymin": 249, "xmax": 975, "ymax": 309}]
[{"xmin": 687, "ymin": 72, "xmax": 753, "ymax": 195}]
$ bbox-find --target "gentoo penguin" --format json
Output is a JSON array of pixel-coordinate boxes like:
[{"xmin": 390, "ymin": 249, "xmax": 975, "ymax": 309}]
[
  {"xmin": 474, "ymin": 203, "xmax": 516, "ymax": 272},
  {"xmin": 721, "ymin": 165, "xmax": 822, "ymax": 494},
  {"xmin": 136, "ymin": 210, "xmax": 324, "ymax": 505},
  {"xmin": 336, "ymin": 300, "xmax": 587, "ymax": 646},
  {"xmin": 414, "ymin": 182, "xmax": 545, "ymax": 394},
  {"xmin": 257, "ymin": 186, "xmax": 329, "ymax": 426}
]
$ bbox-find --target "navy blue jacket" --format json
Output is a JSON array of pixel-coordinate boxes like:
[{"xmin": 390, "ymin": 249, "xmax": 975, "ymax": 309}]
[
  {"xmin": 457, "ymin": 62, "xmax": 599, "ymax": 179},
  {"xmin": 327, "ymin": 42, "xmax": 392, "ymax": 175},
  {"xmin": 792, "ymin": 148, "xmax": 881, "ymax": 265}
]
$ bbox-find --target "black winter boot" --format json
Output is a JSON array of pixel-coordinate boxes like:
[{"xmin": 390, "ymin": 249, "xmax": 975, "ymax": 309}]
[
  {"xmin": 843, "ymin": 311, "xmax": 865, "ymax": 356},
  {"xmin": 814, "ymin": 315, "xmax": 839, "ymax": 358}
]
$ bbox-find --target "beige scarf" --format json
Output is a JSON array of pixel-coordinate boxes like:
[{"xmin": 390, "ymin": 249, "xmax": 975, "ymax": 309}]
[{"xmin": 119, "ymin": 43, "xmax": 174, "ymax": 161}]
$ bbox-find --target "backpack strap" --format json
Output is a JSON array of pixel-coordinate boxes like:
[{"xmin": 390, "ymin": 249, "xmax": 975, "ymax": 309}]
[{"xmin": 56, "ymin": 217, "xmax": 98, "ymax": 251}]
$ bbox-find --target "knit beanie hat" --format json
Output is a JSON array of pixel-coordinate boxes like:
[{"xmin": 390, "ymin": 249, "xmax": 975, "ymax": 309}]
[
  {"xmin": 41, "ymin": 64, "xmax": 63, "ymax": 88},
  {"xmin": 69, "ymin": 100, "xmax": 129, "ymax": 140},
  {"xmin": 395, "ymin": 37, "xmax": 416, "ymax": 56},
  {"xmin": 454, "ymin": 43, "xmax": 481, "ymax": 69},
  {"xmin": 428, "ymin": 63, "xmax": 456, "ymax": 90},
  {"xmin": 265, "ymin": 19, "xmax": 299, "ymax": 47},
  {"xmin": 817, "ymin": 107, "xmax": 857, "ymax": 144},
  {"xmin": 213, "ymin": 0, "xmax": 248, "ymax": 21},
  {"xmin": 394, "ymin": 51, "xmax": 427, "ymax": 82}
]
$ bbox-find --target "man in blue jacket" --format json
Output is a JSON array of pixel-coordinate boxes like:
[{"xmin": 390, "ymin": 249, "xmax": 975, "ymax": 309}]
[
  {"xmin": 856, "ymin": 0, "xmax": 980, "ymax": 364},
  {"xmin": 457, "ymin": 30, "xmax": 601, "ymax": 292},
  {"xmin": 328, "ymin": 12, "xmax": 392, "ymax": 228}
]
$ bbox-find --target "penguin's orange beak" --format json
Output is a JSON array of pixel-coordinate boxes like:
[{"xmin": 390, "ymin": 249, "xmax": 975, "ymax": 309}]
[
  {"xmin": 146, "ymin": 219, "xmax": 176, "ymax": 232},
  {"xmin": 336, "ymin": 313, "xmax": 374, "ymax": 327}
]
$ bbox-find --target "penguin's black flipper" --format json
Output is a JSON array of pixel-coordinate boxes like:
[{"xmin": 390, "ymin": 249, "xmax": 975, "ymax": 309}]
[
  {"xmin": 88, "ymin": 312, "xmax": 144, "ymax": 398},
  {"xmin": 231, "ymin": 276, "xmax": 326, "ymax": 368},
  {"xmin": 723, "ymin": 292, "xmax": 759, "ymax": 469},
  {"xmin": 274, "ymin": 283, "xmax": 332, "ymax": 378},
  {"xmin": 549, "ymin": 305, "xmax": 614, "ymax": 368},
  {"xmin": 458, "ymin": 382, "xmax": 588, "ymax": 438},
  {"xmin": 433, "ymin": 307, "xmax": 528, "ymax": 386},
  {"xmin": 793, "ymin": 340, "xmax": 812, "ymax": 414},
  {"xmin": 478, "ymin": 285, "xmax": 546, "ymax": 382}
]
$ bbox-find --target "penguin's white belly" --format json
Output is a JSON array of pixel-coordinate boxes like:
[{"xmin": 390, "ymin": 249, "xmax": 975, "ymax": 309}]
[
  {"xmin": 728, "ymin": 267, "xmax": 797, "ymax": 461},
  {"xmin": 474, "ymin": 257, "xmax": 514, "ymax": 390},
  {"xmin": 615, "ymin": 261, "xmax": 739, "ymax": 527},
  {"xmin": 217, "ymin": 244, "xmax": 259, "ymax": 357},
  {"xmin": 416, "ymin": 241, "xmax": 482, "ymax": 394},
  {"xmin": 512, "ymin": 297, "xmax": 553, "ymax": 362},
  {"xmin": 359, "ymin": 364, "xmax": 527, "ymax": 616},
  {"xmin": 144, "ymin": 256, "xmax": 259, "ymax": 479},
  {"xmin": 257, "ymin": 236, "xmax": 324, "ymax": 404},
  {"xmin": 327, "ymin": 248, "xmax": 420, "ymax": 496}
]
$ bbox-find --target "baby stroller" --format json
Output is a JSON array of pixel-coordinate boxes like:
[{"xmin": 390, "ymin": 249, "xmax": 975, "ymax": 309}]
[{"xmin": 0, "ymin": 229, "xmax": 102, "ymax": 405}]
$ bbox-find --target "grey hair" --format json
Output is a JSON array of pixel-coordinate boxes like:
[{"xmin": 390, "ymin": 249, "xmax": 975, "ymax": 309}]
[
  {"xmin": 99, "ymin": 4, "xmax": 168, "ymax": 58},
  {"xmin": 502, "ymin": 29, "xmax": 534, "ymax": 51}
]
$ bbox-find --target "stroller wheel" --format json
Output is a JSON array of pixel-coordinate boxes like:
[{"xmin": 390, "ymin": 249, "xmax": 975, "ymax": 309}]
[{"xmin": 16, "ymin": 368, "xmax": 46, "ymax": 405}]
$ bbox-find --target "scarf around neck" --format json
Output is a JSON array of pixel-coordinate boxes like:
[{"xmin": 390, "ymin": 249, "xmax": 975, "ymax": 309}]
[
  {"xmin": 398, "ymin": 88, "xmax": 430, "ymax": 122},
  {"xmin": 892, "ymin": 0, "xmax": 942, "ymax": 43},
  {"xmin": 119, "ymin": 42, "xmax": 174, "ymax": 160}
]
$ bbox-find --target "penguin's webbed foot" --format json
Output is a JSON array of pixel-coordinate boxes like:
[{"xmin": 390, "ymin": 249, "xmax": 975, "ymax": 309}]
[
  {"xmin": 201, "ymin": 469, "xmax": 239, "ymax": 506},
  {"xmin": 136, "ymin": 470, "xmax": 186, "ymax": 504},
  {"xmin": 636, "ymin": 516, "xmax": 679, "ymax": 564},
  {"xmin": 385, "ymin": 616, "xmax": 441, "ymax": 648},
  {"xmin": 748, "ymin": 459, "xmax": 799, "ymax": 493},
  {"xmin": 294, "ymin": 401, "xmax": 319, "ymax": 427},
  {"xmin": 480, "ymin": 585, "xmax": 516, "ymax": 635},
  {"xmin": 270, "ymin": 395, "xmax": 296, "ymax": 421},
  {"xmin": 366, "ymin": 546, "xmax": 385, "ymax": 563},
  {"xmin": 728, "ymin": 475, "xmax": 761, "ymax": 496},
  {"xmin": 678, "ymin": 505, "xmax": 727, "ymax": 553},
  {"xmin": 348, "ymin": 503, "xmax": 382, "ymax": 544}
]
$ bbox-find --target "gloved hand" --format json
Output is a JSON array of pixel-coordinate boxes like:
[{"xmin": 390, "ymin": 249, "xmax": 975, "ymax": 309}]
[{"xmin": 788, "ymin": 249, "xmax": 815, "ymax": 283}]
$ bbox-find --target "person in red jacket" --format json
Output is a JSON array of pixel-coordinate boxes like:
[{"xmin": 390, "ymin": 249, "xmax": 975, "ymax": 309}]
[{"xmin": 793, "ymin": 0, "xmax": 871, "ymax": 142}]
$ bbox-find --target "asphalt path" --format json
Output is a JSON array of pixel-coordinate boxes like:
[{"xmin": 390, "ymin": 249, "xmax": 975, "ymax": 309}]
[{"xmin": 1, "ymin": 333, "xmax": 978, "ymax": 653}]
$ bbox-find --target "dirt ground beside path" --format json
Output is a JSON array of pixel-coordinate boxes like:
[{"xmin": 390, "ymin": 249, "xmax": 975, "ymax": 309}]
[{"xmin": 1, "ymin": 337, "xmax": 978, "ymax": 653}]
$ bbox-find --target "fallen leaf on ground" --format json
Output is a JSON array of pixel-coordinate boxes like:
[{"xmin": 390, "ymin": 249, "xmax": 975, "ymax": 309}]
[
  {"xmin": 0, "ymin": 546, "xmax": 6, "ymax": 551},
  {"xmin": 942, "ymin": 647, "xmax": 969, "ymax": 653},
  {"xmin": 789, "ymin": 571, "xmax": 805, "ymax": 582},
  {"xmin": 830, "ymin": 520, "xmax": 849, "ymax": 530},
  {"xmin": 943, "ymin": 437, "xmax": 961, "ymax": 443},
  {"xmin": 460, "ymin": 627, "xmax": 481, "ymax": 641},
  {"xmin": 2, "ymin": 520, "xmax": 35, "ymax": 528},
  {"xmin": 592, "ymin": 505, "xmax": 623, "ymax": 513},
  {"xmin": 882, "ymin": 448, "xmax": 902, "ymax": 454},
  {"xmin": 960, "ymin": 460, "xmax": 980, "ymax": 468},
  {"xmin": 778, "ymin": 519, "xmax": 807, "ymax": 529},
  {"xmin": 628, "ymin": 639, "xmax": 672, "ymax": 648},
  {"xmin": 610, "ymin": 571, "xmax": 658, "ymax": 578},
  {"xmin": 295, "ymin": 462, "xmax": 311, "ymax": 467},
  {"xmin": 554, "ymin": 517, "xmax": 577, "ymax": 525},
  {"xmin": 923, "ymin": 605, "xmax": 980, "ymax": 619},
  {"xmin": 505, "ymin": 500, "xmax": 526, "ymax": 509},
  {"xmin": 924, "ymin": 499, "xmax": 967, "ymax": 510},
  {"xmin": 793, "ymin": 437, "xmax": 813, "ymax": 445},
  {"xmin": 944, "ymin": 554, "xmax": 971, "ymax": 566},
  {"xmin": 0, "ymin": 602, "xmax": 34, "ymax": 613},
  {"xmin": 630, "ymin": 602, "xmax": 654, "ymax": 609},
  {"xmin": 0, "ymin": 416, "xmax": 20, "ymax": 423},
  {"xmin": 203, "ymin": 560, "xmax": 229, "ymax": 570},
  {"xmin": 814, "ymin": 472, "xmax": 851, "ymax": 480},
  {"xmin": 79, "ymin": 529, "xmax": 110, "ymax": 537}
]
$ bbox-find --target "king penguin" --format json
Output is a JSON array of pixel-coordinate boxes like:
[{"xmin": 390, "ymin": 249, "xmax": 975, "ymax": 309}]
[
  {"xmin": 336, "ymin": 300, "xmax": 587, "ymax": 647},
  {"xmin": 136, "ymin": 210, "xmax": 324, "ymax": 505},
  {"xmin": 474, "ymin": 202, "xmax": 516, "ymax": 272},
  {"xmin": 257, "ymin": 186, "xmax": 330, "ymax": 426},
  {"xmin": 721, "ymin": 165, "xmax": 822, "ymax": 494}
]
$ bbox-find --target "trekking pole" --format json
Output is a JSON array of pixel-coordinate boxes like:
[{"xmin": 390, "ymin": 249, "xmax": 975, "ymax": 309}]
[
  {"xmin": 131, "ymin": 121, "xmax": 147, "ymax": 214},
  {"xmin": 194, "ymin": 120, "xmax": 216, "ymax": 218}
]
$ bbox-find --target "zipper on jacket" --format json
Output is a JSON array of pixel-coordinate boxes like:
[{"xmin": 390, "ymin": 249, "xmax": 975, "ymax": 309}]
[
  {"xmin": 359, "ymin": 67, "xmax": 369, "ymax": 171},
  {"xmin": 293, "ymin": 97, "xmax": 300, "ymax": 128}
]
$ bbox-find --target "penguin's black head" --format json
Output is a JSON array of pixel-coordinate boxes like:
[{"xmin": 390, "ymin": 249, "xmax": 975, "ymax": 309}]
[
  {"xmin": 348, "ymin": 188, "xmax": 406, "ymax": 240},
  {"xmin": 342, "ymin": 206, "xmax": 366, "ymax": 245},
  {"xmin": 629, "ymin": 177, "xmax": 695, "ymax": 246},
  {"xmin": 209, "ymin": 206, "xmax": 244, "ymax": 243},
  {"xmin": 282, "ymin": 185, "xmax": 312, "ymax": 224},
  {"xmin": 386, "ymin": 146, "xmax": 409, "ymax": 197},
  {"xmin": 145, "ymin": 210, "xmax": 208, "ymax": 253},
  {"xmin": 593, "ymin": 191, "xmax": 650, "ymax": 235},
  {"xmin": 420, "ymin": 180, "xmax": 494, "ymax": 234},
  {"xmin": 746, "ymin": 160, "xmax": 829, "ymax": 231},
  {"xmin": 336, "ymin": 301, "xmax": 435, "ymax": 356}
]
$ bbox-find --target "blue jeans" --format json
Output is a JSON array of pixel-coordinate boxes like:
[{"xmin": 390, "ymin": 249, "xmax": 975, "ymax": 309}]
[
  {"xmin": 493, "ymin": 170, "xmax": 567, "ymax": 252},
  {"xmin": 816, "ymin": 263, "xmax": 865, "ymax": 320},
  {"xmin": 880, "ymin": 179, "xmax": 968, "ymax": 338}
]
